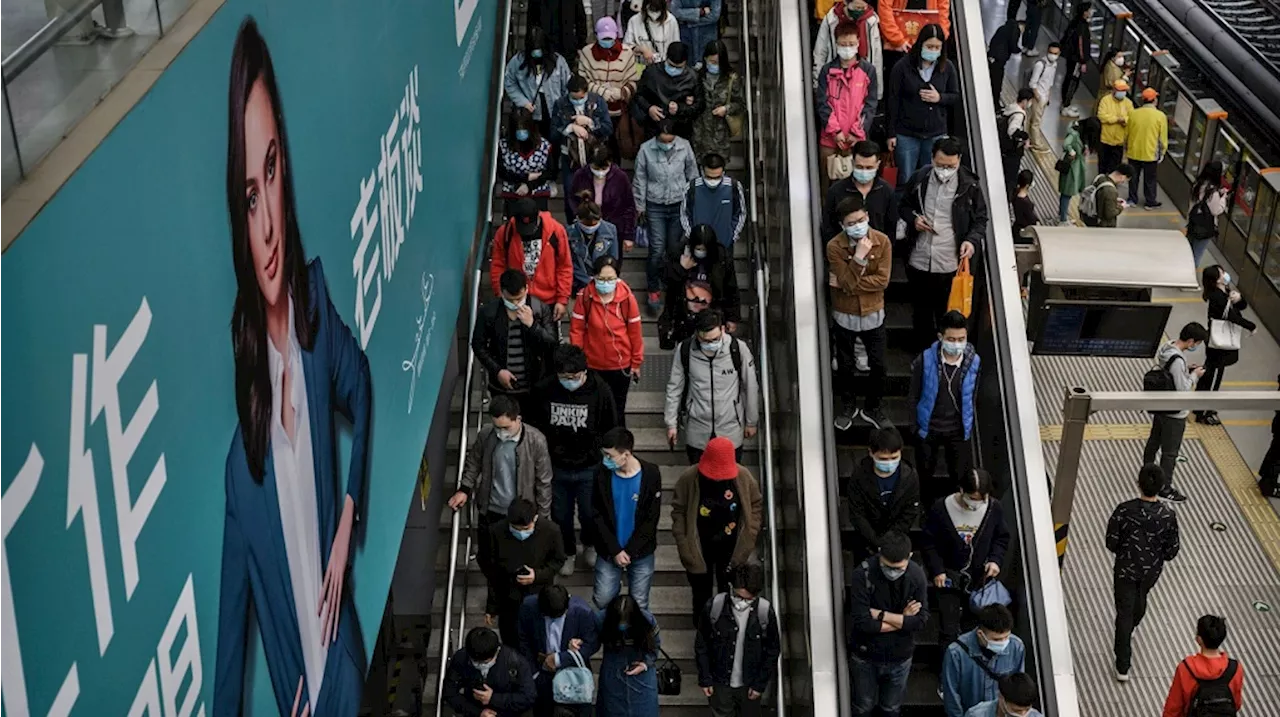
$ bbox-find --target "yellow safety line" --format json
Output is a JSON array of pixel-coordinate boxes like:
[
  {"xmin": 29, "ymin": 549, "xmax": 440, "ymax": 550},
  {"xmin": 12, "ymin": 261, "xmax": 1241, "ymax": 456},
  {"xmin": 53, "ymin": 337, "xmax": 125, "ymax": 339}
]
[
  {"xmin": 1222, "ymin": 380, "xmax": 1279, "ymax": 387},
  {"xmin": 1221, "ymin": 419, "xmax": 1275, "ymax": 427},
  {"xmin": 1152, "ymin": 297, "xmax": 1205, "ymax": 303},
  {"xmin": 1041, "ymin": 422, "xmax": 1280, "ymax": 571}
]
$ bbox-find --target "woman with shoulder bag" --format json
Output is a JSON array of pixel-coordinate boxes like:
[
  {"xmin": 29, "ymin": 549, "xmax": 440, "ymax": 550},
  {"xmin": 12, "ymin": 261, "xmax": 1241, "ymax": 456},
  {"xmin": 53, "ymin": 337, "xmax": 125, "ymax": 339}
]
[
  {"xmin": 691, "ymin": 40, "xmax": 744, "ymax": 165},
  {"xmin": 1056, "ymin": 116, "xmax": 1100, "ymax": 225},
  {"xmin": 1186, "ymin": 160, "xmax": 1229, "ymax": 268},
  {"xmin": 1195, "ymin": 265, "xmax": 1258, "ymax": 426},
  {"xmin": 595, "ymin": 595, "xmax": 661, "ymax": 717}
]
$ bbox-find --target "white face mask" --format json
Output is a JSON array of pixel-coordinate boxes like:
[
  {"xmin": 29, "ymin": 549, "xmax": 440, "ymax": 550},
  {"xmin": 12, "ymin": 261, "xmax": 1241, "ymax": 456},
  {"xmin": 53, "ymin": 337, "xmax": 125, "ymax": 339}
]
[
  {"xmin": 933, "ymin": 166, "xmax": 958, "ymax": 183},
  {"xmin": 1113, "ymin": 55, "xmax": 1124, "ymax": 67},
  {"xmin": 647, "ymin": 9, "xmax": 662, "ymax": 19},
  {"xmin": 836, "ymin": 45, "xmax": 858, "ymax": 61}
]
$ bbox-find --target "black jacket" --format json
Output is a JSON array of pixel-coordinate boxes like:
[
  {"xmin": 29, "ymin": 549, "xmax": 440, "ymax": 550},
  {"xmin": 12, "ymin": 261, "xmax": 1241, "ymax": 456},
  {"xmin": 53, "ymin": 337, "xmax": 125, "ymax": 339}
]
[
  {"xmin": 842, "ymin": 457, "xmax": 922, "ymax": 559},
  {"xmin": 820, "ymin": 176, "xmax": 897, "ymax": 253},
  {"xmin": 443, "ymin": 646, "xmax": 537, "ymax": 717},
  {"xmin": 478, "ymin": 520, "xmax": 567, "ymax": 614},
  {"xmin": 472, "ymin": 296, "xmax": 558, "ymax": 391},
  {"xmin": 659, "ymin": 239, "xmax": 742, "ymax": 349},
  {"xmin": 695, "ymin": 595, "xmax": 782, "ymax": 692},
  {"xmin": 898, "ymin": 165, "xmax": 989, "ymax": 260},
  {"xmin": 529, "ymin": 0, "xmax": 587, "ymax": 65},
  {"xmin": 886, "ymin": 57, "xmax": 960, "ymax": 140},
  {"xmin": 1106, "ymin": 498, "xmax": 1180, "ymax": 582},
  {"xmin": 529, "ymin": 372, "xmax": 618, "ymax": 469},
  {"xmin": 919, "ymin": 496, "xmax": 1011, "ymax": 581},
  {"xmin": 1204, "ymin": 287, "xmax": 1257, "ymax": 365},
  {"xmin": 846, "ymin": 558, "xmax": 930, "ymax": 663},
  {"xmin": 592, "ymin": 459, "xmax": 664, "ymax": 560},
  {"xmin": 632, "ymin": 63, "xmax": 705, "ymax": 133},
  {"xmin": 987, "ymin": 19, "xmax": 1023, "ymax": 63}
]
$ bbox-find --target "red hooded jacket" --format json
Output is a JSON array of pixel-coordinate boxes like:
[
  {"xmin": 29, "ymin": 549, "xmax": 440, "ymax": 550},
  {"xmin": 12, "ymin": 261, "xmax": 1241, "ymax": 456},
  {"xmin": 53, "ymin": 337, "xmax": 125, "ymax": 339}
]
[
  {"xmin": 490, "ymin": 212, "xmax": 574, "ymax": 306},
  {"xmin": 1162, "ymin": 652, "xmax": 1244, "ymax": 717},
  {"xmin": 569, "ymin": 279, "xmax": 644, "ymax": 372}
]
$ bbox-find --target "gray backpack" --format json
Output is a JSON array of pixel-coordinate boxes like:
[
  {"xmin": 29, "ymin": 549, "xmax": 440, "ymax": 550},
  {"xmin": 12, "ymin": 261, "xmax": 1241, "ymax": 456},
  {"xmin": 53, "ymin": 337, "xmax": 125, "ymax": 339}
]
[{"xmin": 709, "ymin": 593, "xmax": 771, "ymax": 630}]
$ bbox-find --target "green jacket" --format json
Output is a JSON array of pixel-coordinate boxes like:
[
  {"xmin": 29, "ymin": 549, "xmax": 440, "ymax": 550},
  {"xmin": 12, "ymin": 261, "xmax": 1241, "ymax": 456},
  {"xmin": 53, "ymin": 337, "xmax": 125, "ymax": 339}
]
[
  {"xmin": 1059, "ymin": 125, "xmax": 1087, "ymax": 197},
  {"xmin": 692, "ymin": 70, "xmax": 745, "ymax": 163}
]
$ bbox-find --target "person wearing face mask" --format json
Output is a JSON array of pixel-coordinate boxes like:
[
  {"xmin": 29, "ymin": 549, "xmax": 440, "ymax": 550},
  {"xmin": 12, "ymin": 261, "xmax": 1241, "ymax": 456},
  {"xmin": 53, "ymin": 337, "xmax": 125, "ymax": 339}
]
[
  {"xmin": 1057, "ymin": 116, "xmax": 1101, "ymax": 225},
  {"xmin": 474, "ymin": 269, "xmax": 560, "ymax": 419},
  {"xmin": 898, "ymin": 139, "xmax": 988, "ymax": 348},
  {"xmin": 1125, "ymin": 86, "xmax": 1169, "ymax": 211},
  {"xmin": 885, "ymin": 24, "xmax": 959, "ymax": 184},
  {"xmin": 822, "ymin": 140, "xmax": 896, "ymax": 251},
  {"xmin": 566, "ymin": 197, "xmax": 621, "ymax": 294},
  {"xmin": 453, "ymin": 395, "xmax": 554, "ymax": 531},
  {"xmin": 816, "ymin": 21, "xmax": 879, "ymax": 198},
  {"xmin": 634, "ymin": 120, "xmax": 700, "ymax": 314},
  {"xmin": 842, "ymin": 427, "xmax": 921, "ymax": 560},
  {"xmin": 596, "ymin": 594, "xmax": 661, "ymax": 717},
  {"xmin": 498, "ymin": 108, "xmax": 554, "ymax": 210},
  {"xmin": 964, "ymin": 672, "xmax": 1042, "ymax": 717},
  {"xmin": 1079, "ymin": 163, "xmax": 1133, "ymax": 228},
  {"xmin": 632, "ymin": 41, "xmax": 704, "ymax": 139},
  {"xmin": 1195, "ymin": 265, "xmax": 1257, "ymax": 426},
  {"xmin": 569, "ymin": 147, "xmax": 637, "ymax": 249},
  {"xmin": 490, "ymin": 197, "xmax": 575, "ymax": 321},
  {"xmin": 1025, "ymin": 42, "xmax": 1060, "ymax": 154},
  {"xmin": 909, "ymin": 311, "xmax": 981, "ymax": 506},
  {"xmin": 530, "ymin": 345, "xmax": 618, "ymax": 576},
  {"xmin": 1105, "ymin": 464, "xmax": 1181, "ymax": 682},
  {"xmin": 1011, "ymin": 170, "xmax": 1038, "ymax": 240},
  {"xmin": 660, "ymin": 224, "xmax": 742, "ymax": 349},
  {"xmin": 570, "ymin": 255, "xmax": 645, "ymax": 423},
  {"xmin": 919, "ymin": 470, "xmax": 1011, "ymax": 649},
  {"xmin": 673, "ymin": 436, "xmax": 764, "ymax": 617},
  {"xmin": 985, "ymin": 17, "xmax": 1024, "ymax": 105},
  {"xmin": 670, "ymin": 0, "xmax": 721, "ymax": 73},
  {"xmin": 680, "ymin": 152, "xmax": 748, "ymax": 249},
  {"xmin": 1185, "ymin": 160, "xmax": 1230, "ymax": 267},
  {"xmin": 517, "ymin": 585, "xmax": 601, "ymax": 715},
  {"xmin": 999, "ymin": 88, "xmax": 1034, "ymax": 199},
  {"xmin": 846, "ymin": 530, "xmax": 930, "ymax": 717},
  {"xmin": 1094, "ymin": 48, "xmax": 1131, "ymax": 116},
  {"xmin": 528, "ymin": 0, "xmax": 588, "ymax": 69},
  {"xmin": 552, "ymin": 75, "xmax": 614, "ymax": 209},
  {"xmin": 940, "ymin": 605, "xmax": 1025, "ymax": 716},
  {"xmin": 813, "ymin": 0, "xmax": 883, "ymax": 106},
  {"xmin": 504, "ymin": 27, "xmax": 573, "ymax": 132},
  {"xmin": 694, "ymin": 561, "xmax": 780, "ymax": 716},
  {"xmin": 443, "ymin": 627, "xmax": 537, "ymax": 717},
  {"xmin": 1096, "ymin": 79, "xmax": 1133, "ymax": 176},
  {"xmin": 625, "ymin": 0, "xmax": 681, "ymax": 64},
  {"xmin": 692, "ymin": 40, "xmax": 744, "ymax": 164},
  {"xmin": 577, "ymin": 18, "xmax": 642, "ymax": 160},
  {"xmin": 828, "ymin": 194, "xmax": 893, "ymax": 430},
  {"xmin": 878, "ymin": 0, "xmax": 951, "ymax": 55},
  {"xmin": 664, "ymin": 311, "xmax": 761, "ymax": 463},
  {"xmin": 478, "ymin": 498, "xmax": 566, "ymax": 647},
  {"xmin": 1058, "ymin": 2, "xmax": 1092, "ymax": 117},
  {"xmin": 1145, "ymin": 322, "xmax": 1210, "ymax": 502},
  {"xmin": 592, "ymin": 427, "xmax": 664, "ymax": 610}
]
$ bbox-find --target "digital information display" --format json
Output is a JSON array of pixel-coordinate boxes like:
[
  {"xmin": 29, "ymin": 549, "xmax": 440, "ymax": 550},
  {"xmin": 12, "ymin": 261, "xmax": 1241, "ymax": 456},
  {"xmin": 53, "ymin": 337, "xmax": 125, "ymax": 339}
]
[{"xmin": 1032, "ymin": 300, "xmax": 1172, "ymax": 358}]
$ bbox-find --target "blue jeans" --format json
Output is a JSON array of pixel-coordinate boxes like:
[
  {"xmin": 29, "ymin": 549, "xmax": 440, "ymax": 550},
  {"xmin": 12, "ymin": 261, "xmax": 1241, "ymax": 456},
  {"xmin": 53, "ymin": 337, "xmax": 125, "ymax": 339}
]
[
  {"xmin": 1191, "ymin": 236, "xmax": 1213, "ymax": 268},
  {"xmin": 645, "ymin": 202, "xmax": 682, "ymax": 294},
  {"xmin": 553, "ymin": 467, "xmax": 596, "ymax": 556},
  {"xmin": 893, "ymin": 135, "xmax": 941, "ymax": 187},
  {"xmin": 593, "ymin": 551, "xmax": 656, "ymax": 611},
  {"xmin": 849, "ymin": 655, "xmax": 911, "ymax": 716},
  {"xmin": 1059, "ymin": 193, "xmax": 1072, "ymax": 223},
  {"xmin": 680, "ymin": 23, "xmax": 719, "ymax": 59}
]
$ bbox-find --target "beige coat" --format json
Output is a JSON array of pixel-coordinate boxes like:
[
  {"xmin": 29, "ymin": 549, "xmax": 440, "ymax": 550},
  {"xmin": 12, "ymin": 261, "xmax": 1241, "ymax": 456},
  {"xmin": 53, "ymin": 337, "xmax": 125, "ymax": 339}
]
[{"xmin": 670, "ymin": 465, "xmax": 763, "ymax": 574}]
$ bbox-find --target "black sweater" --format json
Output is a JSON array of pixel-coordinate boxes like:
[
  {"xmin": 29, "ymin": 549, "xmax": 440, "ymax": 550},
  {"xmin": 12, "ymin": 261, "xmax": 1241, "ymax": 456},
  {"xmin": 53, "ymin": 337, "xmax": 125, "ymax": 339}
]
[
  {"xmin": 472, "ymin": 296, "xmax": 558, "ymax": 391},
  {"xmin": 529, "ymin": 372, "xmax": 618, "ymax": 469},
  {"xmin": 479, "ymin": 520, "xmax": 567, "ymax": 614},
  {"xmin": 1204, "ymin": 287, "xmax": 1257, "ymax": 364},
  {"xmin": 592, "ymin": 459, "xmax": 664, "ymax": 560},
  {"xmin": 820, "ymin": 176, "xmax": 898, "ymax": 251},
  {"xmin": 987, "ymin": 19, "xmax": 1023, "ymax": 63},
  {"xmin": 886, "ymin": 56, "xmax": 960, "ymax": 140},
  {"xmin": 1106, "ymin": 498, "xmax": 1180, "ymax": 581},
  {"xmin": 443, "ymin": 647, "xmax": 536, "ymax": 717},
  {"xmin": 631, "ymin": 64, "xmax": 705, "ymax": 132},
  {"xmin": 842, "ymin": 457, "xmax": 922, "ymax": 558},
  {"xmin": 847, "ymin": 558, "xmax": 930, "ymax": 663},
  {"xmin": 919, "ymin": 496, "xmax": 1011, "ymax": 581}
]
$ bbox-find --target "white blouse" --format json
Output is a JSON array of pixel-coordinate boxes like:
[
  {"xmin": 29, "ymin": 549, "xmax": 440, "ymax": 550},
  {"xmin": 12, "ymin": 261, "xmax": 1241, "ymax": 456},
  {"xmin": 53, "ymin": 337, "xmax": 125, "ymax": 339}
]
[{"xmin": 624, "ymin": 12, "xmax": 681, "ymax": 63}]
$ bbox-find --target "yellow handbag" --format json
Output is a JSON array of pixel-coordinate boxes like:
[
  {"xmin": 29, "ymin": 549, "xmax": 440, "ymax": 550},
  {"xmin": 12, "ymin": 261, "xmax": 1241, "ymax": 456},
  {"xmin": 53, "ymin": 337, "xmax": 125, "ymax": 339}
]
[{"xmin": 948, "ymin": 258, "xmax": 974, "ymax": 317}]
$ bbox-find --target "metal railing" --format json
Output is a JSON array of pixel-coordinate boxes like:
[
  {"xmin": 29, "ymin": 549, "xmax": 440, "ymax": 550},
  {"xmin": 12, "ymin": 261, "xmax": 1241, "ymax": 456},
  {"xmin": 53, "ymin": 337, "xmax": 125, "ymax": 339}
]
[{"xmin": 433, "ymin": 0, "xmax": 515, "ymax": 711}]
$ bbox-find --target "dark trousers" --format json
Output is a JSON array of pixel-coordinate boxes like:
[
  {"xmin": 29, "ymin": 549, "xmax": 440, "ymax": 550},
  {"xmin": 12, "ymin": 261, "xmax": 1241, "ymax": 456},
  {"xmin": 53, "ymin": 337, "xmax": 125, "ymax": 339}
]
[
  {"xmin": 1098, "ymin": 143, "xmax": 1124, "ymax": 177},
  {"xmin": 906, "ymin": 266, "xmax": 957, "ymax": 351},
  {"xmin": 1144, "ymin": 413, "xmax": 1187, "ymax": 489},
  {"xmin": 597, "ymin": 368, "xmax": 632, "ymax": 425},
  {"xmin": 1003, "ymin": 149, "xmax": 1026, "ymax": 198},
  {"xmin": 1023, "ymin": 1, "xmax": 1043, "ymax": 49},
  {"xmin": 709, "ymin": 685, "xmax": 763, "ymax": 717},
  {"xmin": 918, "ymin": 431, "xmax": 973, "ymax": 507},
  {"xmin": 688, "ymin": 538, "xmax": 735, "ymax": 617},
  {"xmin": 687, "ymin": 444, "xmax": 745, "ymax": 465},
  {"xmin": 552, "ymin": 467, "xmax": 596, "ymax": 556},
  {"xmin": 1060, "ymin": 63, "xmax": 1082, "ymax": 107},
  {"xmin": 988, "ymin": 57, "xmax": 1007, "ymax": 104},
  {"xmin": 497, "ymin": 595, "xmax": 524, "ymax": 648},
  {"xmin": 1195, "ymin": 357, "xmax": 1228, "ymax": 418},
  {"xmin": 833, "ymin": 323, "xmax": 888, "ymax": 413},
  {"xmin": 1113, "ymin": 572, "xmax": 1159, "ymax": 673},
  {"xmin": 935, "ymin": 587, "xmax": 973, "ymax": 650},
  {"xmin": 1128, "ymin": 159, "xmax": 1159, "ymax": 207}
]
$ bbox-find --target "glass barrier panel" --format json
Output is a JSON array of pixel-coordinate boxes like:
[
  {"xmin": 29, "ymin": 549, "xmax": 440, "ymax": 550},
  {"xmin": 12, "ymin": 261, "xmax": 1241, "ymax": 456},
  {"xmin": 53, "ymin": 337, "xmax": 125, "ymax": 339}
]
[
  {"xmin": 1091, "ymin": 1, "xmax": 1108, "ymax": 62},
  {"xmin": 1213, "ymin": 127, "xmax": 1243, "ymax": 196},
  {"xmin": 1247, "ymin": 182, "xmax": 1277, "ymax": 264},
  {"xmin": 1231, "ymin": 160, "xmax": 1261, "ymax": 236},
  {"xmin": 1184, "ymin": 109, "xmax": 1207, "ymax": 181},
  {"xmin": 1161, "ymin": 71, "xmax": 1189, "ymax": 169},
  {"xmin": 1134, "ymin": 40, "xmax": 1154, "ymax": 93},
  {"xmin": 1265, "ymin": 220, "xmax": 1280, "ymax": 291},
  {"xmin": 1122, "ymin": 28, "xmax": 1141, "ymax": 84}
]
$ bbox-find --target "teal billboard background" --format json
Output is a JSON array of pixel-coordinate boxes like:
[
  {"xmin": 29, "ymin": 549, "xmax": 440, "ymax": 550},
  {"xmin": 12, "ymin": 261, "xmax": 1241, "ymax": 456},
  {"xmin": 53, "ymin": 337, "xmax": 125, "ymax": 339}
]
[{"xmin": 1, "ymin": 0, "xmax": 497, "ymax": 713}]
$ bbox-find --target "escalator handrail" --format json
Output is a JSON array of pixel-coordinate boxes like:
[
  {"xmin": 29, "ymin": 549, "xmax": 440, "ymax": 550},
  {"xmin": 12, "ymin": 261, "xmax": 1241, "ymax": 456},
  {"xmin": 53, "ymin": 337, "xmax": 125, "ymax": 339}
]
[
  {"xmin": 434, "ymin": 0, "xmax": 515, "ymax": 711},
  {"xmin": 1186, "ymin": 0, "xmax": 1280, "ymax": 77},
  {"xmin": 949, "ymin": 3, "xmax": 1080, "ymax": 715},
  {"xmin": 736, "ymin": 3, "xmax": 784, "ymax": 712}
]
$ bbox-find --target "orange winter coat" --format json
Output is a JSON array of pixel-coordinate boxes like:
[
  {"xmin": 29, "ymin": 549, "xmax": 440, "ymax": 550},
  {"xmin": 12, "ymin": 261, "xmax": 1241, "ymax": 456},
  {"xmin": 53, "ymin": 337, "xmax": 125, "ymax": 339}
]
[{"xmin": 879, "ymin": 0, "xmax": 950, "ymax": 50}]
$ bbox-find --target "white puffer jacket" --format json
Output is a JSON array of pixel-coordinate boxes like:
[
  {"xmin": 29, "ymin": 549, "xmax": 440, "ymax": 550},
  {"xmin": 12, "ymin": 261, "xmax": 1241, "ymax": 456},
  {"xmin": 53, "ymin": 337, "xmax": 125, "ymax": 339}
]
[{"xmin": 813, "ymin": 6, "xmax": 883, "ymax": 106}]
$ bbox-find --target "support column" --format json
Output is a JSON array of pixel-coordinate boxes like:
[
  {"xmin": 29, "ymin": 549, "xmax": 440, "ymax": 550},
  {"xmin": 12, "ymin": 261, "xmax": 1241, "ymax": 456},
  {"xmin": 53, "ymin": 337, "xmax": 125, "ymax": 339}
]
[{"xmin": 1051, "ymin": 386, "xmax": 1093, "ymax": 568}]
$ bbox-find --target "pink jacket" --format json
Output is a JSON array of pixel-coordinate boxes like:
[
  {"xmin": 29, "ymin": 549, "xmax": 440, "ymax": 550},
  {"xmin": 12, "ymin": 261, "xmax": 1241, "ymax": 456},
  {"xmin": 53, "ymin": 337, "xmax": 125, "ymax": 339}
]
[{"xmin": 817, "ymin": 60, "xmax": 874, "ymax": 149}]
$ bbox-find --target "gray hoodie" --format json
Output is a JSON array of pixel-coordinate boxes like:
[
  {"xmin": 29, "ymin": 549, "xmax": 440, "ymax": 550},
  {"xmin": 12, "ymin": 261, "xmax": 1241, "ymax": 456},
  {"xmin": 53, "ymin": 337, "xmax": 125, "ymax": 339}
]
[
  {"xmin": 663, "ymin": 337, "xmax": 760, "ymax": 449},
  {"xmin": 1155, "ymin": 340, "xmax": 1196, "ymax": 419}
]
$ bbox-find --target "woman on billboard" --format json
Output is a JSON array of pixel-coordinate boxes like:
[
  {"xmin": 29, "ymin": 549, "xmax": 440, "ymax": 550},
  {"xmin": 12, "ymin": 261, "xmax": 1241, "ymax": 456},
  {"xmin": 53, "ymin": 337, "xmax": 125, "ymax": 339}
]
[{"xmin": 215, "ymin": 17, "xmax": 371, "ymax": 717}]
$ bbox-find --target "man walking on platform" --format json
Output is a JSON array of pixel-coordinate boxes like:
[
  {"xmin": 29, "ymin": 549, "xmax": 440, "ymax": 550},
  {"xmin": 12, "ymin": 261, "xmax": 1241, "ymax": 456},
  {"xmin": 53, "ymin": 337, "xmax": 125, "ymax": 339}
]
[{"xmin": 1144, "ymin": 322, "xmax": 1208, "ymax": 502}]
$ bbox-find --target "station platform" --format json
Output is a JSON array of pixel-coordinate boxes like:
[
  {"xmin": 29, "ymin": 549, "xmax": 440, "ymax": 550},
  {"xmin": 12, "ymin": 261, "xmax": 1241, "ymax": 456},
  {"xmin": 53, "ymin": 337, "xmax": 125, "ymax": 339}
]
[{"xmin": 983, "ymin": 2, "xmax": 1280, "ymax": 714}]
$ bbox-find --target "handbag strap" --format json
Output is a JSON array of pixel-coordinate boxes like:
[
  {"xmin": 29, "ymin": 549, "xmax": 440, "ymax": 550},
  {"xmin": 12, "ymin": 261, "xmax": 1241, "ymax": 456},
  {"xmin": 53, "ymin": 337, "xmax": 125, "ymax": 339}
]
[{"xmin": 568, "ymin": 649, "xmax": 586, "ymax": 669}]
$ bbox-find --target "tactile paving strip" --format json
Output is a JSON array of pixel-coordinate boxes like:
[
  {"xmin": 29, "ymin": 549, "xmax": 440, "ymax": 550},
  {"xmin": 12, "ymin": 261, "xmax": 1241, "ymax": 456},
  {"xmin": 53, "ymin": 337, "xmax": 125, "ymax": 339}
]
[{"xmin": 1031, "ymin": 353, "xmax": 1157, "ymax": 425}]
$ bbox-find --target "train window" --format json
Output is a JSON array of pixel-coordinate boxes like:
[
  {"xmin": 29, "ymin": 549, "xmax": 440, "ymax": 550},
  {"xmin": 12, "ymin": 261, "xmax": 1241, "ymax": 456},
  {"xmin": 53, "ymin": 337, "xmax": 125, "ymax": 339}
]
[
  {"xmin": 1164, "ymin": 83, "xmax": 1189, "ymax": 169},
  {"xmin": 1090, "ymin": 1, "xmax": 1107, "ymax": 62},
  {"xmin": 1265, "ymin": 223, "xmax": 1280, "ymax": 291},
  {"xmin": 1246, "ymin": 182, "xmax": 1276, "ymax": 265},
  {"xmin": 1183, "ymin": 110, "xmax": 1206, "ymax": 181},
  {"xmin": 1231, "ymin": 162, "xmax": 1260, "ymax": 236}
]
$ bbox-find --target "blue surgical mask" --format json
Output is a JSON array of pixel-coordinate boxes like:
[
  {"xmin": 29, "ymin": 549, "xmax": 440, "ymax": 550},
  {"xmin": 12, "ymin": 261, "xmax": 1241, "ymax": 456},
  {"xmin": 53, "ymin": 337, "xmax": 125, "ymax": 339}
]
[
  {"xmin": 515, "ymin": 129, "xmax": 530, "ymax": 141},
  {"xmin": 502, "ymin": 298, "xmax": 525, "ymax": 311},
  {"xmin": 942, "ymin": 339, "xmax": 966, "ymax": 356},
  {"xmin": 531, "ymin": 49, "xmax": 544, "ymax": 59},
  {"xmin": 599, "ymin": 38, "xmax": 616, "ymax": 49},
  {"xmin": 874, "ymin": 458, "xmax": 901, "ymax": 474},
  {"xmin": 706, "ymin": 62, "xmax": 720, "ymax": 74},
  {"xmin": 693, "ymin": 248, "xmax": 708, "ymax": 259},
  {"xmin": 921, "ymin": 48, "xmax": 941, "ymax": 62},
  {"xmin": 664, "ymin": 63, "xmax": 684, "ymax": 77},
  {"xmin": 580, "ymin": 221, "xmax": 600, "ymax": 234},
  {"xmin": 1114, "ymin": 91, "xmax": 1127, "ymax": 100},
  {"xmin": 983, "ymin": 634, "xmax": 1010, "ymax": 654},
  {"xmin": 602, "ymin": 455, "xmax": 620, "ymax": 471},
  {"xmin": 700, "ymin": 339, "xmax": 723, "ymax": 353},
  {"xmin": 560, "ymin": 376, "xmax": 586, "ymax": 391},
  {"xmin": 617, "ymin": 621, "xmax": 630, "ymax": 631},
  {"xmin": 844, "ymin": 221, "xmax": 870, "ymax": 239},
  {"xmin": 1221, "ymin": 271, "xmax": 1231, "ymax": 284},
  {"xmin": 510, "ymin": 526, "xmax": 534, "ymax": 541},
  {"xmin": 852, "ymin": 168, "xmax": 877, "ymax": 184},
  {"xmin": 657, "ymin": 141, "xmax": 674, "ymax": 152},
  {"xmin": 595, "ymin": 278, "xmax": 617, "ymax": 294},
  {"xmin": 571, "ymin": 97, "xmax": 587, "ymax": 108}
]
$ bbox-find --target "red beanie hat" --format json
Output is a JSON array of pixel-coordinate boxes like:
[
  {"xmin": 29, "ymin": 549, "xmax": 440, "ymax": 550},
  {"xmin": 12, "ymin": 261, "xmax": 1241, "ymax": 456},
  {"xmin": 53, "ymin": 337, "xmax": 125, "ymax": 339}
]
[{"xmin": 698, "ymin": 437, "xmax": 738, "ymax": 480}]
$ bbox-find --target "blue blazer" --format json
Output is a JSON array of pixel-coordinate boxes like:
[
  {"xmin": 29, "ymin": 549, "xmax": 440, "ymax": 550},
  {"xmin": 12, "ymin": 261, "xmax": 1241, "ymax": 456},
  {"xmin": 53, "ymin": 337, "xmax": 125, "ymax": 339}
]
[
  {"xmin": 214, "ymin": 259, "xmax": 372, "ymax": 716},
  {"xmin": 516, "ymin": 594, "xmax": 601, "ymax": 674}
]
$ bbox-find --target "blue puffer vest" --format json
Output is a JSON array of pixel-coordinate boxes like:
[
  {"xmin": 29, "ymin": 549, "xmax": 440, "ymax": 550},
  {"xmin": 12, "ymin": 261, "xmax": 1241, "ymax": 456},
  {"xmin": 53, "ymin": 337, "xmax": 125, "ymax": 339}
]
[{"xmin": 915, "ymin": 342, "xmax": 979, "ymax": 440}]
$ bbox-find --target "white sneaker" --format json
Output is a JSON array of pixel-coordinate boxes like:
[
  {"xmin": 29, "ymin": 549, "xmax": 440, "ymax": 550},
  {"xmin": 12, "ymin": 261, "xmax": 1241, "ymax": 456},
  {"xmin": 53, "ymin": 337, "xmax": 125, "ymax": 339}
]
[
  {"xmin": 1115, "ymin": 668, "xmax": 1130, "ymax": 683},
  {"xmin": 559, "ymin": 560, "xmax": 575, "ymax": 577},
  {"xmin": 855, "ymin": 355, "xmax": 870, "ymax": 372},
  {"xmin": 1059, "ymin": 219, "xmax": 1074, "ymax": 227},
  {"xmin": 1023, "ymin": 47, "xmax": 1040, "ymax": 57},
  {"xmin": 581, "ymin": 546, "xmax": 598, "ymax": 569}
]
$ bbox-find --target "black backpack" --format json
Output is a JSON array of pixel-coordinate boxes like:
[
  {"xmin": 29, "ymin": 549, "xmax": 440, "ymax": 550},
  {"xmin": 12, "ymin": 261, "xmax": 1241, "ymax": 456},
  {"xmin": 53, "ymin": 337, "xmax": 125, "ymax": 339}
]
[
  {"xmin": 1143, "ymin": 354, "xmax": 1182, "ymax": 415},
  {"xmin": 1187, "ymin": 659, "xmax": 1239, "ymax": 717},
  {"xmin": 996, "ymin": 106, "xmax": 1025, "ymax": 154},
  {"xmin": 677, "ymin": 336, "xmax": 744, "ymax": 424}
]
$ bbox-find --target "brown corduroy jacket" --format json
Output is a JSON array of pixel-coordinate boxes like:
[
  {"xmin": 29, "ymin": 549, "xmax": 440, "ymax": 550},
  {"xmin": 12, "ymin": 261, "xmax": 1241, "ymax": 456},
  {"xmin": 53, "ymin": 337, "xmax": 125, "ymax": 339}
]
[
  {"xmin": 670, "ymin": 465, "xmax": 763, "ymax": 574},
  {"xmin": 826, "ymin": 228, "xmax": 892, "ymax": 317}
]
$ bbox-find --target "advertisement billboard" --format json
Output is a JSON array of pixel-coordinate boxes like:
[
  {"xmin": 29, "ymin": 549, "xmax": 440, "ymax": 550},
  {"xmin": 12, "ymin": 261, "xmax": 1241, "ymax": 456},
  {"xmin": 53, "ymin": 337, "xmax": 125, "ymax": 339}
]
[{"xmin": 1, "ymin": 0, "xmax": 497, "ymax": 714}]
